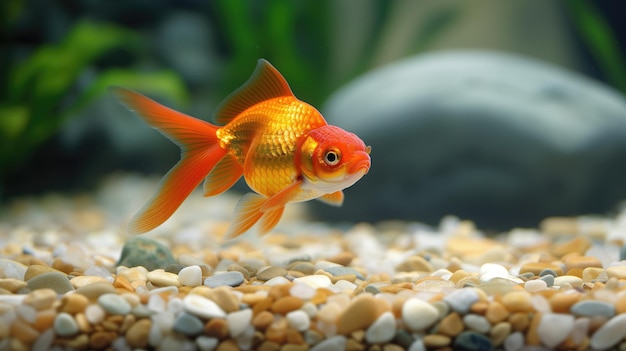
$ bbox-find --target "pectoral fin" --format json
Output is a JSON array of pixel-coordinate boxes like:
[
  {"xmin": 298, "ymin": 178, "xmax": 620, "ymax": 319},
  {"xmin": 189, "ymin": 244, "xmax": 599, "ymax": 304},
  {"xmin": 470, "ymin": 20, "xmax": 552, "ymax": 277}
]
[{"xmin": 317, "ymin": 191, "xmax": 344, "ymax": 207}]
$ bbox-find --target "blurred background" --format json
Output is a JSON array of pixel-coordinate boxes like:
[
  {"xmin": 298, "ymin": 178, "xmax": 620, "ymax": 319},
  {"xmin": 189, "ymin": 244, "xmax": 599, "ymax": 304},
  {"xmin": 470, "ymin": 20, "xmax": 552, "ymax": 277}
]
[{"xmin": 1, "ymin": 0, "xmax": 625, "ymax": 231}]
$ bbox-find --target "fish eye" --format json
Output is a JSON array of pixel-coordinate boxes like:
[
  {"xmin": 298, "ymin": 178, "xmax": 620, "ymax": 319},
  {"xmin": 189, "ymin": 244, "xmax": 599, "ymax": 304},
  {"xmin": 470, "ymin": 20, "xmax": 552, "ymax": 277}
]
[{"xmin": 323, "ymin": 149, "xmax": 341, "ymax": 166}]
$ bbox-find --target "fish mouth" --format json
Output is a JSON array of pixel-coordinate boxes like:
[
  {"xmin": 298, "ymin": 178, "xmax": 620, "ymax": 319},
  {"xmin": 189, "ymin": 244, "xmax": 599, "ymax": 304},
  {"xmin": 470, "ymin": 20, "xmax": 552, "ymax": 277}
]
[{"xmin": 348, "ymin": 152, "xmax": 371, "ymax": 175}]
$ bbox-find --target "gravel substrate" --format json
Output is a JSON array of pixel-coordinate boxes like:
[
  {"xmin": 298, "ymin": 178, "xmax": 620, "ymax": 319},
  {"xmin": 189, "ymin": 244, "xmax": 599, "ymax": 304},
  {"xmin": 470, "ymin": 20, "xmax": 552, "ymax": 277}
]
[{"xmin": 2, "ymin": 174, "xmax": 626, "ymax": 350}]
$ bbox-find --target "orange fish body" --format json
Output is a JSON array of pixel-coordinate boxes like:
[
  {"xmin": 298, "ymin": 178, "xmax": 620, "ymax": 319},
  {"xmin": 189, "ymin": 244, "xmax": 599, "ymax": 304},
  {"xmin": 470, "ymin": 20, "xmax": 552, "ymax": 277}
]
[{"xmin": 113, "ymin": 59, "xmax": 371, "ymax": 238}]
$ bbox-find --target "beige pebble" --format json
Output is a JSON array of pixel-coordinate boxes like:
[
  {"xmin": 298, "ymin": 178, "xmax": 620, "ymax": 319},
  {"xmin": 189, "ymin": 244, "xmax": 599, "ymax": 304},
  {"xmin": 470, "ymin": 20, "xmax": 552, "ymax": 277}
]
[
  {"xmin": 209, "ymin": 286, "xmax": 240, "ymax": 313},
  {"xmin": 75, "ymin": 313, "xmax": 92, "ymax": 333},
  {"xmin": 253, "ymin": 310, "xmax": 274, "ymax": 330},
  {"xmin": 606, "ymin": 266, "xmax": 626, "ymax": 280},
  {"xmin": 508, "ymin": 312, "xmax": 530, "ymax": 331},
  {"xmin": 337, "ymin": 293, "xmax": 379, "ymax": 335},
  {"xmin": 146, "ymin": 269, "xmax": 181, "ymax": 287},
  {"xmin": 24, "ymin": 265, "xmax": 62, "ymax": 281},
  {"xmin": 125, "ymin": 318, "xmax": 151, "ymax": 348},
  {"xmin": 519, "ymin": 262, "xmax": 564, "ymax": 276},
  {"xmin": 395, "ymin": 256, "xmax": 433, "ymax": 273},
  {"xmin": 552, "ymin": 237, "xmax": 592, "ymax": 257},
  {"xmin": 437, "ymin": 312, "xmax": 463, "ymax": 337},
  {"xmin": 422, "ymin": 334, "xmax": 451, "ymax": 348},
  {"xmin": 60, "ymin": 293, "xmax": 90, "ymax": 314},
  {"xmin": 74, "ymin": 281, "xmax": 116, "ymax": 301},
  {"xmin": 501, "ymin": 290, "xmax": 532, "ymax": 313},
  {"xmin": 11, "ymin": 319, "xmax": 39, "ymax": 344},
  {"xmin": 525, "ymin": 312, "xmax": 542, "ymax": 346},
  {"xmin": 33, "ymin": 309, "xmax": 56, "ymax": 332},
  {"xmin": 23, "ymin": 288, "xmax": 56, "ymax": 310},
  {"xmin": 554, "ymin": 275, "xmax": 583, "ymax": 288},
  {"xmin": 582, "ymin": 267, "xmax": 606, "ymax": 282},
  {"xmin": 563, "ymin": 255, "xmax": 602, "ymax": 272},
  {"xmin": 257, "ymin": 266, "xmax": 288, "ymax": 281},
  {"xmin": 486, "ymin": 301, "xmax": 510, "ymax": 324},
  {"xmin": 540, "ymin": 217, "xmax": 578, "ymax": 235},
  {"xmin": 70, "ymin": 275, "xmax": 108, "ymax": 289},
  {"xmin": 549, "ymin": 292, "xmax": 581, "ymax": 313},
  {"xmin": 117, "ymin": 267, "xmax": 147, "ymax": 283},
  {"xmin": 326, "ymin": 251, "xmax": 354, "ymax": 266},
  {"xmin": 490, "ymin": 322, "xmax": 512, "ymax": 346},
  {"xmin": 265, "ymin": 317, "xmax": 288, "ymax": 343},
  {"xmin": 0, "ymin": 278, "xmax": 27, "ymax": 293},
  {"xmin": 89, "ymin": 331, "xmax": 117, "ymax": 350}
]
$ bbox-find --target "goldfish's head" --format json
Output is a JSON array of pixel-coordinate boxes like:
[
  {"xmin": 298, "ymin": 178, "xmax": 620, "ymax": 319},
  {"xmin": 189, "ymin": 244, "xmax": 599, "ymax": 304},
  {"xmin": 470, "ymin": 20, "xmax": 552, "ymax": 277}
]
[{"xmin": 297, "ymin": 125, "xmax": 371, "ymax": 194}]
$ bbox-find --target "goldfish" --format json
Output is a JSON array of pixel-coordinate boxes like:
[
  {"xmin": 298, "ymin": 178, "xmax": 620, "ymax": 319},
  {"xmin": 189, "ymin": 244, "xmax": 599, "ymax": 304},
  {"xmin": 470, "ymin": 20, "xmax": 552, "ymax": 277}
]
[{"xmin": 112, "ymin": 59, "xmax": 371, "ymax": 238}]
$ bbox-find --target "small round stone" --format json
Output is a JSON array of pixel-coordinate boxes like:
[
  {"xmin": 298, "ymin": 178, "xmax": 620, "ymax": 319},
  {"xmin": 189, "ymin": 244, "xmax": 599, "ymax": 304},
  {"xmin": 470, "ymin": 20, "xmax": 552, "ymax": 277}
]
[
  {"xmin": 183, "ymin": 294, "xmax": 226, "ymax": 319},
  {"xmin": 501, "ymin": 290, "xmax": 532, "ymax": 312},
  {"xmin": 365, "ymin": 311, "xmax": 396, "ymax": 344},
  {"xmin": 252, "ymin": 310, "xmax": 274, "ymax": 330},
  {"xmin": 504, "ymin": 331, "xmax": 525, "ymax": 351},
  {"xmin": 293, "ymin": 274, "xmax": 332, "ymax": 289},
  {"xmin": 271, "ymin": 296, "xmax": 304, "ymax": 315},
  {"xmin": 539, "ymin": 274, "xmax": 555, "ymax": 287},
  {"xmin": 438, "ymin": 312, "xmax": 464, "ymax": 337},
  {"xmin": 310, "ymin": 335, "xmax": 346, "ymax": 351},
  {"xmin": 204, "ymin": 271, "xmax": 245, "ymax": 288},
  {"xmin": 443, "ymin": 288, "xmax": 480, "ymax": 314},
  {"xmin": 226, "ymin": 308, "xmax": 252, "ymax": 337},
  {"xmin": 116, "ymin": 236, "xmax": 176, "ymax": 271},
  {"xmin": 286, "ymin": 309, "xmax": 310, "ymax": 332},
  {"xmin": 537, "ymin": 313, "xmax": 574, "ymax": 348},
  {"xmin": 147, "ymin": 269, "xmax": 181, "ymax": 287},
  {"xmin": 98, "ymin": 293, "xmax": 132, "ymax": 315},
  {"xmin": 589, "ymin": 313, "xmax": 626, "ymax": 350},
  {"xmin": 125, "ymin": 318, "xmax": 151, "ymax": 348},
  {"xmin": 26, "ymin": 272, "xmax": 74, "ymax": 294},
  {"xmin": 423, "ymin": 334, "xmax": 451, "ymax": 348},
  {"xmin": 59, "ymin": 293, "xmax": 90, "ymax": 314},
  {"xmin": 524, "ymin": 279, "xmax": 547, "ymax": 292},
  {"xmin": 606, "ymin": 266, "xmax": 626, "ymax": 279},
  {"xmin": 402, "ymin": 298, "xmax": 439, "ymax": 331},
  {"xmin": 463, "ymin": 314, "xmax": 491, "ymax": 334},
  {"xmin": 173, "ymin": 312, "xmax": 204, "ymax": 336},
  {"xmin": 324, "ymin": 266, "xmax": 365, "ymax": 280},
  {"xmin": 256, "ymin": 266, "xmax": 288, "ymax": 281},
  {"xmin": 485, "ymin": 301, "xmax": 510, "ymax": 324},
  {"xmin": 571, "ymin": 300, "xmax": 616, "ymax": 318},
  {"xmin": 453, "ymin": 331, "xmax": 493, "ymax": 351},
  {"xmin": 75, "ymin": 281, "xmax": 116, "ymax": 300},
  {"xmin": 178, "ymin": 265, "xmax": 203, "ymax": 286},
  {"xmin": 53, "ymin": 312, "xmax": 79, "ymax": 337},
  {"xmin": 335, "ymin": 293, "xmax": 378, "ymax": 335},
  {"xmin": 23, "ymin": 288, "xmax": 57, "ymax": 310}
]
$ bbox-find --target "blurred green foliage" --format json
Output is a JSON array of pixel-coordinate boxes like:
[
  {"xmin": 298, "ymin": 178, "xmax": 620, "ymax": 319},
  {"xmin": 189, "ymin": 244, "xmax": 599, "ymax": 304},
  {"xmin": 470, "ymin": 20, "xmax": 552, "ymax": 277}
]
[{"xmin": 0, "ymin": 20, "xmax": 187, "ymax": 192}]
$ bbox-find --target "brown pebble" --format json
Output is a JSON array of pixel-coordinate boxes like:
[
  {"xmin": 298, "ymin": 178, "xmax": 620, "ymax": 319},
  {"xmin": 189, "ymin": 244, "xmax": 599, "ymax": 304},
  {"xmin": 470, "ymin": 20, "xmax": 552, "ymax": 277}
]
[
  {"xmin": 268, "ymin": 283, "xmax": 293, "ymax": 300},
  {"xmin": 383, "ymin": 345, "xmax": 405, "ymax": 351},
  {"xmin": 449, "ymin": 270, "xmax": 469, "ymax": 284},
  {"xmin": 24, "ymin": 264, "xmax": 62, "ymax": 281},
  {"xmin": 265, "ymin": 317, "xmax": 288, "ymax": 343},
  {"xmin": 549, "ymin": 291, "xmax": 581, "ymax": 313},
  {"xmin": 253, "ymin": 310, "xmax": 275, "ymax": 330},
  {"xmin": 271, "ymin": 296, "xmax": 303, "ymax": 315},
  {"xmin": 525, "ymin": 312, "xmax": 542, "ymax": 346},
  {"xmin": 89, "ymin": 331, "xmax": 117, "ymax": 349},
  {"xmin": 11, "ymin": 319, "xmax": 39, "ymax": 344},
  {"xmin": 216, "ymin": 339, "xmax": 240, "ymax": 351},
  {"xmin": 125, "ymin": 318, "xmax": 151, "ymax": 348},
  {"xmin": 257, "ymin": 340, "xmax": 281, "ymax": 351},
  {"xmin": 23, "ymin": 288, "xmax": 57, "ymax": 310},
  {"xmin": 56, "ymin": 334, "xmax": 89, "ymax": 349},
  {"xmin": 519, "ymin": 262, "xmax": 563, "ymax": 276},
  {"xmin": 253, "ymin": 297, "xmax": 274, "ymax": 315},
  {"xmin": 33, "ymin": 309, "xmax": 56, "ymax": 332},
  {"xmin": 551, "ymin": 237, "xmax": 592, "ymax": 257},
  {"xmin": 205, "ymin": 318, "xmax": 229, "ymax": 339},
  {"xmin": 337, "ymin": 293, "xmax": 379, "ymax": 335},
  {"xmin": 485, "ymin": 301, "xmax": 510, "ymax": 324},
  {"xmin": 257, "ymin": 266, "xmax": 288, "ymax": 281},
  {"xmin": 286, "ymin": 328, "xmax": 305, "ymax": 344},
  {"xmin": 490, "ymin": 322, "xmax": 512, "ymax": 347},
  {"xmin": 0, "ymin": 278, "xmax": 27, "ymax": 293},
  {"xmin": 563, "ymin": 255, "xmax": 602, "ymax": 271},
  {"xmin": 327, "ymin": 251, "xmax": 355, "ymax": 266},
  {"xmin": 52, "ymin": 257, "xmax": 75, "ymax": 274},
  {"xmin": 60, "ymin": 293, "xmax": 90, "ymax": 314},
  {"xmin": 209, "ymin": 286, "xmax": 240, "ymax": 313},
  {"xmin": 438, "ymin": 312, "xmax": 463, "ymax": 337},
  {"xmin": 422, "ymin": 334, "xmax": 451, "ymax": 348},
  {"xmin": 501, "ymin": 290, "xmax": 532, "ymax": 313},
  {"xmin": 508, "ymin": 312, "xmax": 530, "ymax": 331},
  {"xmin": 395, "ymin": 256, "xmax": 433, "ymax": 273}
]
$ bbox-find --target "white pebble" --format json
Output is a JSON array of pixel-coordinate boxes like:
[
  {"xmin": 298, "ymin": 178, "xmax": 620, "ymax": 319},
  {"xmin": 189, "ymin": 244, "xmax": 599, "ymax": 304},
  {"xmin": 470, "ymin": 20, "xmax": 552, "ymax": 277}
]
[
  {"xmin": 590, "ymin": 313, "xmax": 626, "ymax": 350},
  {"xmin": 310, "ymin": 335, "xmax": 346, "ymax": 351},
  {"xmin": 504, "ymin": 331, "xmax": 524, "ymax": 351},
  {"xmin": 196, "ymin": 336, "xmax": 218, "ymax": 351},
  {"xmin": 227, "ymin": 309, "xmax": 252, "ymax": 337},
  {"xmin": 147, "ymin": 269, "xmax": 181, "ymax": 287},
  {"xmin": 537, "ymin": 313, "xmax": 574, "ymax": 348},
  {"xmin": 301, "ymin": 302, "xmax": 318, "ymax": 318},
  {"xmin": 264, "ymin": 276, "xmax": 290, "ymax": 286},
  {"xmin": 85, "ymin": 304, "xmax": 105, "ymax": 324},
  {"xmin": 524, "ymin": 279, "xmax": 548, "ymax": 292},
  {"xmin": 148, "ymin": 294, "xmax": 166, "ymax": 313},
  {"xmin": 183, "ymin": 294, "xmax": 226, "ymax": 319},
  {"xmin": 402, "ymin": 298, "xmax": 439, "ymax": 331},
  {"xmin": 443, "ymin": 288, "xmax": 480, "ymax": 314},
  {"xmin": 290, "ymin": 282, "xmax": 316, "ymax": 300},
  {"xmin": 554, "ymin": 275, "xmax": 583, "ymax": 288},
  {"xmin": 287, "ymin": 310, "xmax": 311, "ymax": 331},
  {"xmin": 480, "ymin": 263, "xmax": 524, "ymax": 284},
  {"xmin": 54, "ymin": 312, "xmax": 79, "ymax": 337},
  {"xmin": 32, "ymin": 328, "xmax": 54, "ymax": 351},
  {"xmin": 293, "ymin": 274, "xmax": 332, "ymax": 289},
  {"xmin": 463, "ymin": 314, "xmax": 491, "ymax": 334},
  {"xmin": 365, "ymin": 311, "xmax": 396, "ymax": 344},
  {"xmin": 530, "ymin": 294, "xmax": 551, "ymax": 313},
  {"xmin": 178, "ymin": 265, "xmax": 202, "ymax": 286},
  {"xmin": 334, "ymin": 279, "xmax": 357, "ymax": 292},
  {"xmin": 148, "ymin": 322, "xmax": 162, "ymax": 347},
  {"xmin": 407, "ymin": 337, "xmax": 426, "ymax": 351},
  {"xmin": 167, "ymin": 297, "xmax": 184, "ymax": 315}
]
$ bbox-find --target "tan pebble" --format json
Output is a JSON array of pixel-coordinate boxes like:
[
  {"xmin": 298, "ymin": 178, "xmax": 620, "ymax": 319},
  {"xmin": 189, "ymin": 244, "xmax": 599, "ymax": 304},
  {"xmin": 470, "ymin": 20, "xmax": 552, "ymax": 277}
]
[
  {"xmin": 89, "ymin": 331, "xmax": 117, "ymax": 349},
  {"xmin": 56, "ymin": 334, "xmax": 89, "ymax": 349},
  {"xmin": 234, "ymin": 285, "xmax": 270, "ymax": 294},
  {"xmin": 189, "ymin": 285, "xmax": 213, "ymax": 298},
  {"xmin": 257, "ymin": 340, "xmax": 280, "ymax": 351},
  {"xmin": 327, "ymin": 251, "xmax": 354, "ymax": 266},
  {"xmin": 310, "ymin": 288, "xmax": 333, "ymax": 305},
  {"xmin": 24, "ymin": 265, "xmax": 61, "ymax": 281},
  {"xmin": 469, "ymin": 301, "xmax": 489, "ymax": 314},
  {"xmin": 253, "ymin": 310, "xmax": 275, "ymax": 330},
  {"xmin": 204, "ymin": 318, "xmax": 229, "ymax": 339},
  {"xmin": 615, "ymin": 293, "xmax": 626, "ymax": 314},
  {"xmin": 253, "ymin": 297, "xmax": 274, "ymax": 315},
  {"xmin": 395, "ymin": 256, "xmax": 433, "ymax": 273},
  {"xmin": 446, "ymin": 236, "xmax": 501, "ymax": 259},
  {"xmin": 490, "ymin": 322, "xmax": 512, "ymax": 346},
  {"xmin": 146, "ymin": 269, "xmax": 181, "ymax": 287},
  {"xmin": 508, "ymin": 312, "xmax": 530, "ymax": 331},
  {"xmin": 209, "ymin": 286, "xmax": 240, "ymax": 313},
  {"xmin": 0, "ymin": 288, "xmax": 11, "ymax": 295},
  {"xmin": 549, "ymin": 292, "xmax": 581, "ymax": 313},
  {"xmin": 75, "ymin": 313, "xmax": 92, "ymax": 333},
  {"xmin": 52, "ymin": 257, "xmax": 75, "ymax": 274},
  {"xmin": 582, "ymin": 267, "xmax": 605, "ymax": 283},
  {"xmin": 485, "ymin": 301, "xmax": 510, "ymax": 324},
  {"xmin": 257, "ymin": 266, "xmax": 288, "ymax": 281},
  {"xmin": 285, "ymin": 328, "xmax": 305, "ymax": 344},
  {"xmin": 501, "ymin": 290, "xmax": 532, "ymax": 313},
  {"xmin": 382, "ymin": 345, "xmax": 404, "ymax": 351},
  {"xmin": 113, "ymin": 276, "xmax": 134, "ymax": 291},
  {"xmin": 125, "ymin": 318, "xmax": 151, "ymax": 348},
  {"xmin": 117, "ymin": 267, "xmax": 147, "ymax": 283},
  {"xmin": 456, "ymin": 275, "xmax": 481, "ymax": 288},
  {"xmin": 70, "ymin": 275, "xmax": 108, "ymax": 289},
  {"xmin": 346, "ymin": 337, "xmax": 366, "ymax": 351},
  {"xmin": 552, "ymin": 237, "xmax": 592, "ymax": 257},
  {"xmin": 242, "ymin": 292, "xmax": 266, "ymax": 306},
  {"xmin": 75, "ymin": 281, "xmax": 116, "ymax": 301},
  {"xmin": 564, "ymin": 255, "xmax": 602, "ymax": 271},
  {"xmin": 351, "ymin": 329, "xmax": 365, "ymax": 342},
  {"xmin": 422, "ymin": 334, "xmax": 451, "ymax": 348},
  {"xmin": 271, "ymin": 296, "xmax": 303, "ymax": 315},
  {"xmin": 60, "ymin": 293, "xmax": 89, "ymax": 314},
  {"xmin": 216, "ymin": 339, "xmax": 240, "ymax": 351},
  {"xmin": 330, "ymin": 273, "xmax": 357, "ymax": 284},
  {"xmin": 0, "ymin": 278, "xmax": 27, "ymax": 293},
  {"xmin": 10, "ymin": 319, "xmax": 39, "ymax": 344},
  {"xmin": 525, "ymin": 312, "xmax": 542, "ymax": 346},
  {"xmin": 268, "ymin": 283, "xmax": 293, "ymax": 300},
  {"xmin": 265, "ymin": 317, "xmax": 288, "ymax": 343},
  {"xmin": 120, "ymin": 314, "xmax": 136, "ymax": 333},
  {"xmin": 438, "ymin": 312, "xmax": 464, "ymax": 337},
  {"xmin": 606, "ymin": 266, "xmax": 626, "ymax": 279},
  {"xmin": 282, "ymin": 344, "xmax": 311, "ymax": 351},
  {"xmin": 540, "ymin": 217, "xmax": 578, "ymax": 235},
  {"xmin": 519, "ymin": 262, "xmax": 564, "ymax": 276},
  {"xmin": 23, "ymin": 288, "xmax": 56, "ymax": 310},
  {"xmin": 336, "ymin": 293, "xmax": 379, "ymax": 335},
  {"xmin": 449, "ymin": 270, "xmax": 469, "ymax": 284},
  {"xmin": 33, "ymin": 309, "xmax": 56, "ymax": 331},
  {"xmin": 227, "ymin": 264, "xmax": 252, "ymax": 280}
]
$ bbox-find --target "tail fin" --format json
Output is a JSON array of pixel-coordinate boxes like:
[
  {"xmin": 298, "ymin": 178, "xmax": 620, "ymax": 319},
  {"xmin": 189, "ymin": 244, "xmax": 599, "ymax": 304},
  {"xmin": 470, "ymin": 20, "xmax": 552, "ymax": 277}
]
[{"xmin": 112, "ymin": 87, "xmax": 228, "ymax": 234}]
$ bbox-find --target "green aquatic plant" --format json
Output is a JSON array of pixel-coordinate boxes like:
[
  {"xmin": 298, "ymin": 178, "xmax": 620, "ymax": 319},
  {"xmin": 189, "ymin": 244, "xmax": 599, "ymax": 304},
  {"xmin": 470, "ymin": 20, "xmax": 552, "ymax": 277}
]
[{"xmin": 0, "ymin": 20, "xmax": 187, "ymax": 197}]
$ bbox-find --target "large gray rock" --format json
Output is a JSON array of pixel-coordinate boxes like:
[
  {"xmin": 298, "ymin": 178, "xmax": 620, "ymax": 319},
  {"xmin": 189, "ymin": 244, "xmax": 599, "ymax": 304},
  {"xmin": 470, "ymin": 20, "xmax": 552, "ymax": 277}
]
[{"xmin": 316, "ymin": 51, "xmax": 626, "ymax": 230}]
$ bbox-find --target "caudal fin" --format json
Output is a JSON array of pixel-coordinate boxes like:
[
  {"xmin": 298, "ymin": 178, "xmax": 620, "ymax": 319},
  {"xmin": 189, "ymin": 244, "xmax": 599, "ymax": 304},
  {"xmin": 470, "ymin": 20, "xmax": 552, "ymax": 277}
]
[{"xmin": 112, "ymin": 87, "xmax": 228, "ymax": 234}]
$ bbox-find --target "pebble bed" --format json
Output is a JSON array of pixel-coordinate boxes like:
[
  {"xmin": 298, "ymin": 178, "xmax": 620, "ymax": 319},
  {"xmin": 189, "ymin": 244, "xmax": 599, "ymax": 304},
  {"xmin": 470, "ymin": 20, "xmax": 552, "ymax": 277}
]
[{"xmin": 3, "ymin": 175, "xmax": 626, "ymax": 350}]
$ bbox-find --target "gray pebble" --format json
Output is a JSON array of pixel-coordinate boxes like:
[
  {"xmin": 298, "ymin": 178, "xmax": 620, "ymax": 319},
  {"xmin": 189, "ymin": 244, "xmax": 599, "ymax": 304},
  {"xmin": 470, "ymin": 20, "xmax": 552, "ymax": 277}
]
[
  {"xmin": 256, "ymin": 266, "xmax": 288, "ymax": 281},
  {"xmin": 165, "ymin": 263, "xmax": 186, "ymax": 274},
  {"xmin": 454, "ymin": 331, "xmax": 494, "ymax": 351},
  {"xmin": 519, "ymin": 272, "xmax": 535, "ymax": 280},
  {"xmin": 539, "ymin": 274, "xmax": 555, "ymax": 287},
  {"xmin": 324, "ymin": 266, "xmax": 365, "ymax": 280},
  {"xmin": 394, "ymin": 329, "xmax": 415, "ymax": 349},
  {"xmin": 310, "ymin": 335, "xmax": 346, "ymax": 351},
  {"xmin": 116, "ymin": 237, "xmax": 176, "ymax": 271},
  {"xmin": 443, "ymin": 288, "xmax": 479, "ymax": 314},
  {"xmin": 204, "ymin": 271, "xmax": 245, "ymax": 288},
  {"xmin": 571, "ymin": 300, "xmax": 615, "ymax": 318},
  {"xmin": 173, "ymin": 312, "xmax": 204, "ymax": 336},
  {"xmin": 27, "ymin": 272, "xmax": 74, "ymax": 294},
  {"xmin": 54, "ymin": 312, "xmax": 79, "ymax": 337},
  {"xmin": 288, "ymin": 261, "xmax": 315, "ymax": 275},
  {"xmin": 214, "ymin": 259, "xmax": 237, "ymax": 272},
  {"xmin": 364, "ymin": 285, "xmax": 381, "ymax": 294},
  {"xmin": 540, "ymin": 268, "xmax": 559, "ymax": 277},
  {"xmin": 98, "ymin": 293, "xmax": 132, "ymax": 315},
  {"xmin": 620, "ymin": 245, "xmax": 626, "ymax": 261}
]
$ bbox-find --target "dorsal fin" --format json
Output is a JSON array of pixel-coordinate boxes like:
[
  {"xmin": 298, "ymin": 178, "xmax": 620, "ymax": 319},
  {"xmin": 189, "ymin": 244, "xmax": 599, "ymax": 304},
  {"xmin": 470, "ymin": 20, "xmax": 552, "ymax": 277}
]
[{"xmin": 214, "ymin": 59, "xmax": 294, "ymax": 125}]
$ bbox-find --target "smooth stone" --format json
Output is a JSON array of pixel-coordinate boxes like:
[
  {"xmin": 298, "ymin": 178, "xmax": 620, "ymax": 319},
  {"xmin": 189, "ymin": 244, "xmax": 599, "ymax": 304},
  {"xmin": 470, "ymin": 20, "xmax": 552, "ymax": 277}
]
[
  {"xmin": 26, "ymin": 272, "xmax": 74, "ymax": 294},
  {"xmin": 553, "ymin": 275, "xmax": 583, "ymax": 288},
  {"xmin": 53, "ymin": 312, "xmax": 79, "ymax": 337},
  {"xmin": 208, "ymin": 286, "xmax": 239, "ymax": 313},
  {"xmin": 620, "ymin": 245, "xmax": 626, "ymax": 261},
  {"xmin": 443, "ymin": 287, "xmax": 480, "ymax": 314},
  {"xmin": 289, "ymin": 282, "xmax": 316, "ymax": 300},
  {"xmin": 0, "ymin": 278, "xmax": 27, "ymax": 293},
  {"xmin": 70, "ymin": 275, "xmax": 108, "ymax": 289},
  {"xmin": 196, "ymin": 336, "xmax": 219, "ymax": 351},
  {"xmin": 571, "ymin": 300, "xmax": 615, "ymax": 318},
  {"xmin": 453, "ymin": 331, "xmax": 494, "ymax": 351},
  {"xmin": 501, "ymin": 290, "xmax": 532, "ymax": 313},
  {"xmin": 116, "ymin": 236, "xmax": 176, "ymax": 271},
  {"xmin": 504, "ymin": 331, "xmax": 525, "ymax": 351},
  {"xmin": 183, "ymin": 294, "xmax": 226, "ymax": 319},
  {"xmin": 552, "ymin": 237, "xmax": 592, "ymax": 257},
  {"xmin": 364, "ymin": 285, "xmax": 381, "ymax": 294},
  {"xmin": 324, "ymin": 266, "xmax": 365, "ymax": 280},
  {"xmin": 178, "ymin": 265, "xmax": 203, "ymax": 286},
  {"xmin": 256, "ymin": 266, "xmax": 288, "ymax": 281},
  {"xmin": 0, "ymin": 259, "xmax": 27, "ymax": 280},
  {"xmin": 98, "ymin": 293, "xmax": 131, "ymax": 315},
  {"xmin": 463, "ymin": 314, "xmax": 491, "ymax": 334},
  {"xmin": 606, "ymin": 265, "xmax": 626, "ymax": 279},
  {"xmin": 539, "ymin": 268, "xmax": 559, "ymax": 277},
  {"xmin": 286, "ymin": 309, "xmax": 311, "ymax": 332},
  {"xmin": 23, "ymin": 288, "xmax": 57, "ymax": 310},
  {"xmin": 165, "ymin": 263, "xmax": 186, "ymax": 274},
  {"xmin": 365, "ymin": 311, "xmax": 396, "ymax": 344},
  {"xmin": 590, "ymin": 313, "xmax": 626, "ymax": 350},
  {"xmin": 537, "ymin": 313, "xmax": 574, "ymax": 348},
  {"xmin": 539, "ymin": 274, "xmax": 555, "ymax": 287},
  {"xmin": 402, "ymin": 298, "xmax": 439, "ymax": 331},
  {"xmin": 24, "ymin": 265, "xmax": 62, "ymax": 281},
  {"xmin": 75, "ymin": 281, "xmax": 116, "ymax": 300},
  {"xmin": 310, "ymin": 335, "xmax": 346, "ymax": 351},
  {"xmin": 336, "ymin": 294, "xmax": 378, "ymax": 334},
  {"xmin": 320, "ymin": 51, "xmax": 626, "ymax": 229},
  {"xmin": 126, "ymin": 318, "xmax": 151, "ymax": 348},
  {"xmin": 288, "ymin": 261, "xmax": 315, "ymax": 275},
  {"xmin": 271, "ymin": 296, "xmax": 304, "ymax": 315},
  {"xmin": 293, "ymin": 274, "xmax": 332, "ymax": 289},
  {"xmin": 226, "ymin": 308, "xmax": 252, "ymax": 337},
  {"xmin": 173, "ymin": 312, "xmax": 203, "ymax": 336},
  {"xmin": 524, "ymin": 279, "xmax": 548, "ymax": 292},
  {"xmin": 204, "ymin": 271, "xmax": 245, "ymax": 288},
  {"xmin": 147, "ymin": 269, "xmax": 181, "ymax": 287},
  {"xmin": 85, "ymin": 304, "xmax": 106, "ymax": 325}
]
